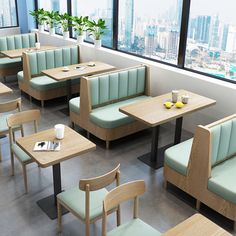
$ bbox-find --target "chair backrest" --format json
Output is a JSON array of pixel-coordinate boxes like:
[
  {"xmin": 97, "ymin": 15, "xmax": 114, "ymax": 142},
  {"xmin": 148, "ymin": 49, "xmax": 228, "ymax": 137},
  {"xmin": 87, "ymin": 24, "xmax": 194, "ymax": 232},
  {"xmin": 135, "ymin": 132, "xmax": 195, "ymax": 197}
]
[
  {"xmin": 25, "ymin": 46, "xmax": 80, "ymax": 77},
  {"xmin": 102, "ymin": 180, "xmax": 145, "ymax": 236},
  {"xmin": 207, "ymin": 116, "xmax": 236, "ymax": 166},
  {"xmin": 0, "ymin": 98, "xmax": 21, "ymax": 113},
  {"xmin": 87, "ymin": 65, "xmax": 149, "ymax": 109},
  {"xmin": 0, "ymin": 33, "xmax": 36, "ymax": 51}
]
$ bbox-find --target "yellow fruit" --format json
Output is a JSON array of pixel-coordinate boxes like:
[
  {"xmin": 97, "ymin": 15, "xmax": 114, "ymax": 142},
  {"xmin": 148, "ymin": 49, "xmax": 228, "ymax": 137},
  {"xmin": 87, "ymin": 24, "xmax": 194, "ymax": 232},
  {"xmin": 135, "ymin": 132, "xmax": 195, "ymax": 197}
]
[
  {"xmin": 164, "ymin": 102, "xmax": 173, "ymax": 109},
  {"xmin": 175, "ymin": 101, "xmax": 184, "ymax": 108}
]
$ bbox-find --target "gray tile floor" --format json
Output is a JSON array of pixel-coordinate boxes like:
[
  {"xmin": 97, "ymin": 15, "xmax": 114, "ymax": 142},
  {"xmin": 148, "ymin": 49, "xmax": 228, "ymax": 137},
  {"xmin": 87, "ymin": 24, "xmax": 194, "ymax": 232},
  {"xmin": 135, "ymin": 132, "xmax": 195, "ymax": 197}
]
[{"xmin": 0, "ymin": 78, "xmax": 234, "ymax": 236}]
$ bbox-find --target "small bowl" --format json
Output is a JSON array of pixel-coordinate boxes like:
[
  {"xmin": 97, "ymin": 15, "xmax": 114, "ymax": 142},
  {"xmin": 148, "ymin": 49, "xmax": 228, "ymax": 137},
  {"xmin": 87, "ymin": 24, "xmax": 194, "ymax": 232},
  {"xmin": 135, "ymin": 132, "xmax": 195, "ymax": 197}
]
[
  {"xmin": 87, "ymin": 62, "xmax": 96, "ymax": 67},
  {"xmin": 62, "ymin": 67, "xmax": 69, "ymax": 72}
]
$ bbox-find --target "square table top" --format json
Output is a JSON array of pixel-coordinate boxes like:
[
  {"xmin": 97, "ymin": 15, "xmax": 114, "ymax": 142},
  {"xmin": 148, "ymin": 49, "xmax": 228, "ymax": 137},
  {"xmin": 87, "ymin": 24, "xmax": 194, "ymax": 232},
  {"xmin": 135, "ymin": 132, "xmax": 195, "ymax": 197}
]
[
  {"xmin": 0, "ymin": 82, "xmax": 12, "ymax": 95},
  {"xmin": 41, "ymin": 61, "xmax": 116, "ymax": 81},
  {"xmin": 16, "ymin": 126, "xmax": 96, "ymax": 168},
  {"xmin": 119, "ymin": 90, "xmax": 216, "ymax": 127},
  {"xmin": 163, "ymin": 214, "xmax": 232, "ymax": 236},
  {"xmin": 1, "ymin": 45, "xmax": 56, "ymax": 58}
]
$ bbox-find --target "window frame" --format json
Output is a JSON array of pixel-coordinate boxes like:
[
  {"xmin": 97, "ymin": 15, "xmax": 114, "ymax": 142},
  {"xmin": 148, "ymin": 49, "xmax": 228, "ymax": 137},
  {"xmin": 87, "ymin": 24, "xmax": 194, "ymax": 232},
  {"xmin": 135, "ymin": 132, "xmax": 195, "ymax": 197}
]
[
  {"xmin": 0, "ymin": 0, "xmax": 19, "ymax": 29},
  {"xmin": 34, "ymin": 0, "xmax": 236, "ymax": 85}
]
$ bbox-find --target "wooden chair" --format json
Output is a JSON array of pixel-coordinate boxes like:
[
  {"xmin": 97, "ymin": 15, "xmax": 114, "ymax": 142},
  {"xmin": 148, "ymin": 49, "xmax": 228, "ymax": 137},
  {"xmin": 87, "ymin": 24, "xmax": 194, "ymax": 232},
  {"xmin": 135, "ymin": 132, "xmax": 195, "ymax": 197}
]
[
  {"xmin": 102, "ymin": 180, "xmax": 161, "ymax": 236},
  {"xmin": 7, "ymin": 109, "xmax": 41, "ymax": 193},
  {"xmin": 0, "ymin": 98, "xmax": 22, "ymax": 162},
  {"xmin": 57, "ymin": 164, "xmax": 121, "ymax": 236}
]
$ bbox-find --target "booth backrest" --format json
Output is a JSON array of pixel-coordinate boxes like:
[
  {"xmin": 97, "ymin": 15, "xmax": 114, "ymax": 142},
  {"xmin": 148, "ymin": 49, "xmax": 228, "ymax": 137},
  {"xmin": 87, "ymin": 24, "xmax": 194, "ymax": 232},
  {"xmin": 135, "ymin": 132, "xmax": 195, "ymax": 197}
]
[
  {"xmin": 210, "ymin": 117, "xmax": 236, "ymax": 166},
  {"xmin": 27, "ymin": 46, "xmax": 79, "ymax": 76},
  {"xmin": 89, "ymin": 65, "xmax": 147, "ymax": 109},
  {"xmin": 0, "ymin": 33, "xmax": 36, "ymax": 51}
]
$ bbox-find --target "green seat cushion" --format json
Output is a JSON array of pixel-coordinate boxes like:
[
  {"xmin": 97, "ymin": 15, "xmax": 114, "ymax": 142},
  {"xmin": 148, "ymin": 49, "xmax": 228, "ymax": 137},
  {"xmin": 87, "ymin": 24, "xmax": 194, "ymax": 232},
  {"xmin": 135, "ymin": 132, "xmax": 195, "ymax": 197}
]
[
  {"xmin": 29, "ymin": 76, "xmax": 66, "ymax": 91},
  {"xmin": 107, "ymin": 218, "xmax": 161, "ymax": 236},
  {"xmin": 208, "ymin": 156, "xmax": 236, "ymax": 204},
  {"xmin": 57, "ymin": 187, "xmax": 108, "ymax": 220},
  {"xmin": 12, "ymin": 143, "xmax": 31, "ymax": 163},
  {"xmin": 17, "ymin": 71, "xmax": 23, "ymax": 82},
  {"xmin": 0, "ymin": 57, "xmax": 21, "ymax": 69},
  {"xmin": 90, "ymin": 96, "xmax": 150, "ymax": 129},
  {"xmin": 164, "ymin": 138, "xmax": 193, "ymax": 176},
  {"xmin": 69, "ymin": 97, "xmax": 80, "ymax": 114}
]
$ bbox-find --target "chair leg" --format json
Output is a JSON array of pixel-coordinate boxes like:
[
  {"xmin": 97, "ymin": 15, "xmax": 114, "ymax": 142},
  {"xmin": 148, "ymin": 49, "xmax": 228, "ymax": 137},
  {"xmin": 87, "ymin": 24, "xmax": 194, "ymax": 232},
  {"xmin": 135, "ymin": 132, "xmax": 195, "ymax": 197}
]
[
  {"xmin": 196, "ymin": 200, "xmax": 201, "ymax": 211},
  {"xmin": 116, "ymin": 206, "xmax": 121, "ymax": 226},
  {"xmin": 163, "ymin": 179, "xmax": 167, "ymax": 189},
  {"xmin": 71, "ymin": 122, "xmax": 75, "ymax": 129},
  {"xmin": 22, "ymin": 164, "xmax": 28, "ymax": 193},
  {"xmin": 3, "ymin": 76, "xmax": 6, "ymax": 83},
  {"xmin": 29, "ymin": 95, "xmax": 32, "ymax": 103},
  {"xmin": 41, "ymin": 100, "xmax": 44, "ymax": 108},
  {"xmin": 86, "ymin": 131, "xmax": 90, "ymax": 139},
  {"xmin": 85, "ymin": 222, "xmax": 90, "ymax": 236},
  {"xmin": 57, "ymin": 201, "xmax": 62, "ymax": 232},
  {"xmin": 10, "ymin": 152, "xmax": 15, "ymax": 176},
  {"xmin": 106, "ymin": 141, "xmax": 110, "ymax": 149}
]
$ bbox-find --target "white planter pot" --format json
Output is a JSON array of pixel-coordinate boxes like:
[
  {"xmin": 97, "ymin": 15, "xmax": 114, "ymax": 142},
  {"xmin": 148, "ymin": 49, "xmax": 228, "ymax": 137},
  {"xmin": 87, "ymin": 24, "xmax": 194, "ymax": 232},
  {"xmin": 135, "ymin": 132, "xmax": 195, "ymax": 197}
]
[
  {"xmin": 63, "ymin": 31, "xmax": 69, "ymax": 40},
  {"xmin": 94, "ymin": 39, "xmax": 102, "ymax": 49},
  {"xmin": 49, "ymin": 27, "xmax": 55, "ymax": 35},
  {"xmin": 38, "ymin": 24, "xmax": 44, "ymax": 32},
  {"xmin": 77, "ymin": 35, "xmax": 84, "ymax": 44}
]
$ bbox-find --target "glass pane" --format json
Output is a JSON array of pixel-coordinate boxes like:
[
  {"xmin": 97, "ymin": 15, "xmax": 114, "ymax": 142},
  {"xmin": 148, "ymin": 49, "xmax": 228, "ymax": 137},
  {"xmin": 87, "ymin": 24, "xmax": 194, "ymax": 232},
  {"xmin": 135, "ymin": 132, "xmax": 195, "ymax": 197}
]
[
  {"xmin": 38, "ymin": 0, "xmax": 67, "ymax": 34},
  {"xmin": 71, "ymin": 0, "xmax": 113, "ymax": 48},
  {"xmin": 0, "ymin": 0, "xmax": 17, "ymax": 28},
  {"xmin": 118, "ymin": 0, "xmax": 183, "ymax": 64},
  {"xmin": 185, "ymin": 0, "xmax": 236, "ymax": 81}
]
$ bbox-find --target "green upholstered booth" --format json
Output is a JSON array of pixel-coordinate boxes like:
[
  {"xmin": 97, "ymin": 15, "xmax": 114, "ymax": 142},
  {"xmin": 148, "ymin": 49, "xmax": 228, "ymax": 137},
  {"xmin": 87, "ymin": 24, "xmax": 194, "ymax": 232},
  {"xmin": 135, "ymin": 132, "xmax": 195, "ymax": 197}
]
[
  {"xmin": 18, "ymin": 45, "xmax": 80, "ymax": 107},
  {"xmin": 69, "ymin": 65, "xmax": 151, "ymax": 149},
  {"xmin": 164, "ymin": 114, "xmax": 236, "ymax": 230},
  {"xmin": 0, "ymin": 33, "xmax": 36, "ymax": 80}
]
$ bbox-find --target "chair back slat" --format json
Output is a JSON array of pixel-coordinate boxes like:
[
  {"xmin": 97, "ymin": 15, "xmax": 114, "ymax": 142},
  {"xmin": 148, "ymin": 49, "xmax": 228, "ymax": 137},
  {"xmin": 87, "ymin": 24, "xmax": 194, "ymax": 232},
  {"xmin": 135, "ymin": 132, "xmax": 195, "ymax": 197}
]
[
  {"xmin": 103, "ymin": 180, "xmax": 145, "ymax": 213},
  {"xmin": 0, "ymin": 98, "xmax": 21, "ymax": 113},
  {"xmin": 79, "ymin": 164, "xmax": 120, "ymax": 191},
  {"xmin": 7, "ymin": 110, "xmax": 40, "ymax": 128}
]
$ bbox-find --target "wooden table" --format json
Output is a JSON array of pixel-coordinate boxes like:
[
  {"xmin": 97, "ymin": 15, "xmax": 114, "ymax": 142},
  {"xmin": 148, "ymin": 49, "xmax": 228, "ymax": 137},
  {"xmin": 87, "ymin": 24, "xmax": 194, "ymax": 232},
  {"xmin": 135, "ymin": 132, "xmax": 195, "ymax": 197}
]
[
  {"xmin": 1, "ymin": 45, "xmax": 56, "ymax": 58},
  {"xmin": 120, "ymin": 90, "xmax": 216, "ymax": 169},
  {"xmin": 0, "ymin": 82, "xmax": 12, "ymax": 95},
  {"xmin": 42, "ymin": 61, "xmax": 115, "ymax": 108},
  {"xmin": 163, "ymin": 214, "xmax": 232, "ymax": 236},
  {"xmin": 16, "ymin": 126, "xmax": 96, "ymax": 219}
]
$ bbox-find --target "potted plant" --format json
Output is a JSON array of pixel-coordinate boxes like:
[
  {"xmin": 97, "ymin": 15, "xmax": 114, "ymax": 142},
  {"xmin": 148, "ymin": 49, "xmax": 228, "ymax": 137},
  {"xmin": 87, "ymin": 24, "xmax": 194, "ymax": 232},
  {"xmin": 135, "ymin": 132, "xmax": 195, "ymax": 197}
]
[
  {"xmin": 87, "ymin": 18, "xmax": 106, "ymax": 48},
  {"xmin": 72, "ymin": 16, "xmax": 89, "ymax": 44},
  {"xmin": 45, "ymin": 10, "xmax": 60, "ymax": 35},
  {"xmin": 30, "ymin": 8, "xmax": 47, "ymax": 32},
  {"xmin": 59, "ymin": 12, "xmax": 72, "ymax": 40}
]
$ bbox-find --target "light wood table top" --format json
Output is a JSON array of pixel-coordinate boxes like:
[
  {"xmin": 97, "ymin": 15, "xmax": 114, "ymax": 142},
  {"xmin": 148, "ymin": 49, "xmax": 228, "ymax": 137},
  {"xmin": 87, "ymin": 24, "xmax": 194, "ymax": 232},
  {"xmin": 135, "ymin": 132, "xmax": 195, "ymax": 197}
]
[
  {"xmin": 163, "ymin": 214, "xmax": 232, "ymax": 236},
  {"xmin": 16, "ymin": 126, "xmax": 96, "ymax": 168},
  {"xmin": 42, "ymin": 61, "xmax": 116, "ymax": 81},
  {"xmin": 120, "ymin": 90, "xmax": 216, "ymax": 127},
  {"xmin": 0, "ymin": 82, "xmax": 12, "ymax": 95},
  {"xmin": 1, "ymin": 45, "xmax": 56, "ymax": 58}
]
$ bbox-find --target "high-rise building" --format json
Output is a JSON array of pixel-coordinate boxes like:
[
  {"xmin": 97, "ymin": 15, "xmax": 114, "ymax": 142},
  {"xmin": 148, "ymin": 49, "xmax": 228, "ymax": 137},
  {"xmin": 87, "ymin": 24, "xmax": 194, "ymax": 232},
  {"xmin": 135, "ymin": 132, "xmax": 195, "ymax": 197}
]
[
  {"xmin": 221, "ymin": 24, "xmax": 229, "ymax": 51},
  {"xmin": 125, "ymin": 0, "xmax": 134, "ymax": 49},
  {"xmin": 210, "ymin": 14, "xmax": 220, "ymax": 48},
  {"xmin": 145, "ymin": 25, "xmax": 157, "ymax": 56},
  {"xmin": 176, "ymin": 0, "xmax": 182, "ymax": 28},
  {"xmin": 195, "ymin": 16, "xmax": 211, "ymax": 44},
  {"xmin": 167, "ymin": 30, "xmax": 178, "ymax": 58}
]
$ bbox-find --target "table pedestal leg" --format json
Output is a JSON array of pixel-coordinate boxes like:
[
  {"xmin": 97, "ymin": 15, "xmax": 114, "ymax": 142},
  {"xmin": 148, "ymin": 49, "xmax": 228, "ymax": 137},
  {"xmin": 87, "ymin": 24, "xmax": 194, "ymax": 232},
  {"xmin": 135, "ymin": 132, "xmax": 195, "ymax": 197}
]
[
  {"xmin": 37, "ymin": 163, "xmax": 68, "ymax": 219},
  {"xmin": 138, "ymin": 117, "xmax": 184, "ymax": 170}
]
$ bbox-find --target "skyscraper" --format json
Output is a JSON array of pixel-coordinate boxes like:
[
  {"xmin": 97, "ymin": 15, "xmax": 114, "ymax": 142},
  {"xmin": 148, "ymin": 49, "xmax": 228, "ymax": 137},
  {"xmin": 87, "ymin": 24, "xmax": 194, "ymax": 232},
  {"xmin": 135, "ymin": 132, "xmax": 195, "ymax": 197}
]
[
  {"xmin": 195, "ymin": 16, "xmax": 211, "ymax": 44},
  {"xmin": 221, "ymin": 24, "xmax": 229, "ymax": 51},
  {"xmin": 125, "ymin": 0, "xmax": 134, "ymax": 49},
  {"xmin": 176, "ymin": 0, "xmax": 182, "ymax": 28},
  {"xmin": 210, "ymin": 15, "xmax": 220, "ymax": 48}
]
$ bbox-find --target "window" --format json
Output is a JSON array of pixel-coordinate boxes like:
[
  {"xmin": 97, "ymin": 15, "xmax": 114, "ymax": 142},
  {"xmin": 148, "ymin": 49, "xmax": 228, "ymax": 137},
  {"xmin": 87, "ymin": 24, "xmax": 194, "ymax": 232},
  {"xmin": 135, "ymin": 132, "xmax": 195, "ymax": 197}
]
[
  {"xmin": 71, "ymin": 0, "xmax": 113, "ymax": 48},
  {"xmin": 118, "ymin": 0, "xmax": 183, "ymax": 64},
  {"xmin": 0, "ymin": 0, "xmax": 17, "ymax": 28},
  {"xmin": 185, "ymin": 0, "xmax": 236, "ymax": 81},
  {"xmin": 38, "ymin": 0, "xmax": 67, "ymax": 34}
]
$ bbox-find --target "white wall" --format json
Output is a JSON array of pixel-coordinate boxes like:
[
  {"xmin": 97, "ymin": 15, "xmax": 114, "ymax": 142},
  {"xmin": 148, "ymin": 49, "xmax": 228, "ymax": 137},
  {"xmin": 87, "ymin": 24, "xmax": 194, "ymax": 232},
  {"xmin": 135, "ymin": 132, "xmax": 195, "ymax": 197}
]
[
  {"xmin": 36, "ymin": 30, "xmax": 236, "ymax": 133},
  {"xmin": 0, "ymin": 27, "xmax": 21, "ymax": 36}
]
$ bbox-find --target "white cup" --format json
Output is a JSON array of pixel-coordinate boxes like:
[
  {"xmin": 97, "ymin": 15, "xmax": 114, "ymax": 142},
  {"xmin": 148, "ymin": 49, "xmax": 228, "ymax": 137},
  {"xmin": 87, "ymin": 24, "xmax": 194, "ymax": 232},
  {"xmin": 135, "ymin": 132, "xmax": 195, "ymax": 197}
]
[
  {"xmin": 54, "ymin": 124, "xmax": 65, "ymax": 140},
  {"xmin": 172, "ymin": 90, "xmax": 179, "ymax": 103},
  {"xmin": 35, "ymin": 42, "xmax": 41, "ymax": 50},
  {"xmin": 181, "ymin": 95, "xmax": 190, "ymax": 104}
]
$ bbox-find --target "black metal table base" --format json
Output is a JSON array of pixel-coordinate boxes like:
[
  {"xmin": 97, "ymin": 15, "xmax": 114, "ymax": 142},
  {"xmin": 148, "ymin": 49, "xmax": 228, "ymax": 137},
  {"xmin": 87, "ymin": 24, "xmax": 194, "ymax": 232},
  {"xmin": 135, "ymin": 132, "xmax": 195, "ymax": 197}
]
[
  {"xmin": 138, "ymin": 143, "xmax": 173, "ymax": 169},
  {"xmin": 37, "ymin": 195, "xmax": 68, "ymax": 220}
]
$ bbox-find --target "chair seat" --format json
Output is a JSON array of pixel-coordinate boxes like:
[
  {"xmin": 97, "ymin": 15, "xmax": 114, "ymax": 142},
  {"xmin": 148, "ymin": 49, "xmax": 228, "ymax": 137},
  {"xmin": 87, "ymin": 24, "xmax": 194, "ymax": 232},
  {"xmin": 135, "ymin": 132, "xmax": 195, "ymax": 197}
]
[
  {"xmin": 107, "ymin": 218, "xmax": 161, "ymax": 236},
  {"xmin": 69, "ymin": 97, "xmax": 80, "ymax": 114},
  {"xmin": 0, "ymin": 57, "xmax": 21, "ymax": 69},
  {"xmin": 57, "ymin": 187, "xmax": 108, "ymax": 220},
  {"xmin": 208, "ymin": 155, "xmax": 236, "ymax": 204},
  {"xmin": 164, "ymin": 138, "xmax": 193, "ymax": 176},
  {"xmin": 90, "ymin": 96, "xmax": 150, "ymax": 129},
  {"xmin": 12, "ymin": 143, "xmax": 32, "ymax": 163}
]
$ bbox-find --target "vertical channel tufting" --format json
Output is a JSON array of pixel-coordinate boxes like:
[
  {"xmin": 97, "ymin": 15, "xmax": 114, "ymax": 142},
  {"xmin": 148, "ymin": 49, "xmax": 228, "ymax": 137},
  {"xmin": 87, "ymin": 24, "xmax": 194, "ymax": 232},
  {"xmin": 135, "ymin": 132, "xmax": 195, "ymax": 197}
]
[
  {"xmin": 29, "ymin": 53, "xmax": 38, "ymax": 76},
  {"xmin": 210, "ymin": 125, "xmax": 221, "ymax": 166},
  {"xmin": 98, "ymin": 75, "xmax": 109, "ymax": 104},
  {"xmin": 137, "ymin": 67, "xmax": 145, "ymax": 94},
  {"xmin": 22, "ymin": 34, "xmax": 30, "ymax": 48},
  {"xmin": 14, "ymin": 36, "xmax": 22, "ymax": 49},
  {"xmin": 228, "ymin": 119, "xmax": 236, "ymax": 157},
  {"xmin": 128, "ymin": 69, "xmax": 138, "ymax": 96},
  {"xmin": 7, "ymin": 36, "xmax": 15, "ymax": 50},
  {"xmin": 55, "ymin": 49, "xmax": 63, "ymax": 68},
  {"xmin": 0, "ymin": 37, "xmax": 7, "ymax": 51},
  {"xmin": 109, "ymin": 73, "xmax": 119, "ymax": 100}
]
